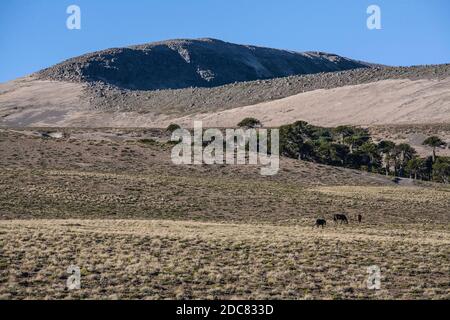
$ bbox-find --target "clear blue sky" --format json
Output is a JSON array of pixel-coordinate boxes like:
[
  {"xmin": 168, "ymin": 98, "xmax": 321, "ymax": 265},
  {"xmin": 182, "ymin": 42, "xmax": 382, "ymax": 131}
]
[{"xmin": 1, "ymin": 0, "xmax": 449, "ymax": 83}]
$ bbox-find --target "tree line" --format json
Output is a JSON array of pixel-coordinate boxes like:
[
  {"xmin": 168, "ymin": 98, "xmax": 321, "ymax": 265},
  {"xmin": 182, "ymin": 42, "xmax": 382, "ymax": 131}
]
[{"xmin": 237, "ymin": 118, "xmax": 450, "ymax": 184}]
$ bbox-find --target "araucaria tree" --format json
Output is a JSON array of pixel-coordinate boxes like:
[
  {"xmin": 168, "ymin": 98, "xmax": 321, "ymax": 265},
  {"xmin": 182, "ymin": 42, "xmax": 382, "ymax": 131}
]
[
  {"xmin": 395, "ymin": 143, "xmax": 417, "ymax": 177},
  {"xmin": 377, "ymin": 140, "xmax": 396, "ymax": 176},
  {"xmin": 278, "ymin": 121, "xmax": 449, "ymax": 184},
  {"xmin": 423, "ymin": 136, "xmax": 446, "ymax": 162},
  {"xmin": 432, "ymin": 157, "xmax": 450, "ymax": 184}
]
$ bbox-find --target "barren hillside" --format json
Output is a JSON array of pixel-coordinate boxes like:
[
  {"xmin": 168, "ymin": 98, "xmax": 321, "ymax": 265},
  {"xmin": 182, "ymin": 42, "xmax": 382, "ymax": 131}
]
[
  {"xmin": 1, "ymin": 64, "xmax": 450, "ymax": 128},
  {"xmin": 171, "ymin": 78, "xmax": 450, "ymax": 127},
  {"xmin": 36, "ymin": 38, "xmax": 370, "ymax": 90}
]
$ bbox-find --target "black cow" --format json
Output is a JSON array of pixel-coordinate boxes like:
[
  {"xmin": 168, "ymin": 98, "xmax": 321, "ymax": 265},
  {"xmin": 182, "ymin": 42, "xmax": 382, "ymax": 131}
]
[
  {"xmin": 315, "ymin": 219, "xmax": 327, "ymax": 228},
  {"xmin": 333, "ymin": 214, "xmax": 348, "ymax": 224}
]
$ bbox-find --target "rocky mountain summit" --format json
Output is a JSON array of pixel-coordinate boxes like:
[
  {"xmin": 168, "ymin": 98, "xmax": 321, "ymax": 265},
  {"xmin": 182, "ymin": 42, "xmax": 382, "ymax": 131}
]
[{"xmin": 37, "ymin": 38, "xmax": 370, "ymax": 90}]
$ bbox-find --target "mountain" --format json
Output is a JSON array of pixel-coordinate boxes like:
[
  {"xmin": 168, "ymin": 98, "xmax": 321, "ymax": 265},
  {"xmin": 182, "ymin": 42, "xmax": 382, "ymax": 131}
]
[
  {"xmin": 36, "ymin": 38, "xmax": 370, "ymax": 90},
  {"xmin": 1, "ymin": 38, "xmax": 450, "ymax": 132}
]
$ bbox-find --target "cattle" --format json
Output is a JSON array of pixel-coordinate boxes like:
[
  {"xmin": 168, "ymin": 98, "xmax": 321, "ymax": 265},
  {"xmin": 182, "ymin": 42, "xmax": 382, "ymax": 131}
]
[
  {"xmin": 357, "ymin": 214, "xmax": 362, "ymax": 223},
  {"xmin": 333, "ymin": 214, "xmax": 348, "ymax": 224},
  {"xmin": 315, "ymin": 219, "xmax": 327, "ymax": 228}
]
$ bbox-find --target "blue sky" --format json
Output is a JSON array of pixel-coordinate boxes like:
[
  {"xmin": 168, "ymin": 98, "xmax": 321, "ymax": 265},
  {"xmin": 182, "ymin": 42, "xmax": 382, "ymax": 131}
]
[{"xmin": 1, "ymin": 0, "xmax": 449, "ymax": 83}]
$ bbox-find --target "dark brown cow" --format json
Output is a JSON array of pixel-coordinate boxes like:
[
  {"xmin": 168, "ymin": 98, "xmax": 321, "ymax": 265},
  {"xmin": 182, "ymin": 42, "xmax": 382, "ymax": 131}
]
[{"xmin": 333, "ymin": 214, "xmax": 348, "ymax": 224}]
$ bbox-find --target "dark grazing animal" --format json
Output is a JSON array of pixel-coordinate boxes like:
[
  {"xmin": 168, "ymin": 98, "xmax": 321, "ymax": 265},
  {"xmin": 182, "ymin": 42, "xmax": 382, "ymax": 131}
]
[
  {"xmin": 315, "ymin": 219, "xmax": 327, "ymax": 228},
  {"xmin": 333, "ymin": 214, "xmax": 348, "ymax": 224},
  {"xmin": 357, "ymin": 214, "xmax": 362, "ymax": 223}
]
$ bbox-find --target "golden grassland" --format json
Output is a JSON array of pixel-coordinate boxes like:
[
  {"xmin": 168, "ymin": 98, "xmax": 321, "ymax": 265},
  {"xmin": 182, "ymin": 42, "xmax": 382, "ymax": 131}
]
[
  {"xmin": 0, "ymin": 220, "xmax": 448, "ymax": 300},
  {"xmin": 0, "ymin": 129, "xmax": 449, "ymax": 299},
  {"xmin": 1, "ymin": 168, "xmax": 449, "ymax": 224}
]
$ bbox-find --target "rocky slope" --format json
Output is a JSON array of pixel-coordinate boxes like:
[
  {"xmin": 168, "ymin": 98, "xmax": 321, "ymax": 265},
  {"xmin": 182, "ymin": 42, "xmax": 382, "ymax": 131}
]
[
  {"xmin": 83, "ymin": 64, "xmax": 450, "ymax": 114},
  {"xmin": 36, "ymin": 38, "xmax": 370, "ymax": 90}
]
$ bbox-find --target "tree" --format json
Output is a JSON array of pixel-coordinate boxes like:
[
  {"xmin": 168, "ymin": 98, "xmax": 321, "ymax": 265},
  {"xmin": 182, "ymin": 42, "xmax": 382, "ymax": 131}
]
[
  {"xmin": 166, "ymin": 123, "xmax": 181, "ymax": 133},
  {"xmin": 331, "ymin": 143, "xmax": 350, "ymax": 165},
  {"xmin": 432, "ymin": 157, "xmax": 450, "ymax": 184},
  {"xmin": 424, "ymin": 156, "xmax": 434, "ymax": 181},
  {"xmin": 237, "ymin": 117, "xmax": 262, "ymax": 128},
  {"xmin": 316, "ymin": 141, "xmax": 349, "ymax": 166},
  {"xmin": 334, "ymin": 125, "xmax": 354, "ymax": 144},
  {"xmin": 280, "ymin": 133, "xmax": 314, "ymax": 160},
  {"xmin": 359, "ymin": 142, "xmax": 380, "ymax": 172},
  {"xmin": 423, "ymin": 136, "xmax": 446, "ymax": 162},
  {"xmin": 406, "ymin": 157, "xmax": 425, "ymax": 180},
  {"xmin": 313, "ymin": 128, "xmax": 333, "ymax": 143},
  {"xmin": 277, "ymin": 120, "xmax": 449, "ymax": 185},
  {"xmin": 394, "ymin": 143, "xmax": 417, "ymax": 177},
  {"xmin": 377, "ymin": 140, "xmax": 396, "ymax": 176},
  {"xmin": 280, "ymin": 121, "xmax": 315, "ymax": 160},
  {"xmin": 343, "ymin": 134, "xmax": 370, "ymax": 154}
]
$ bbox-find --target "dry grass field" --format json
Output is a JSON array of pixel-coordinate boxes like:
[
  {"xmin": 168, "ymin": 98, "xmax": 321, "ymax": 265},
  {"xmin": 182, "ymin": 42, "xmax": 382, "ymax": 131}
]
[
  {"xmin": 0, "ymin": 128, "xmax": 449, "ymax": 299},
  {"xmin": 0, "ymin": 220, "xmax": 448, "ymax": 300}
]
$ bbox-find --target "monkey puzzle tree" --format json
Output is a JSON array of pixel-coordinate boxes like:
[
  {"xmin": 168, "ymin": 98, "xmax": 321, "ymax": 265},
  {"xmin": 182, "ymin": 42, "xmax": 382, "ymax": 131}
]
[
  {"xmin": 423, "ymin": 136, "xmax": 446, "ymax": 163},
  {"xmin": 359, "ymin": 142, "xmax": 380, "ymax": 172},
  {"xmin": 334, "ymin": 125, "xmax": 354, "ymax": 144},
  {"xmin": 377, "ymin": 140, "xmax": 396, "ymax": 176},
  {"xmin": 406, "ymin": 157, "xmax": 426, "ymax": 180},
  {"xmin": 432, "ymin": 157, "xmax": 450, "ymax": 184},
  {"xmin": 315, "ymin": 141, "xmax": 349, "ymax": 166},
  {"xmin": 343, "ymin": 133, "xmax": 370, "ymax": 154},
  {"xmin": 166, "ymin": 123, "xmax": 181, "ymax": 133},
  {"xmin": 281, "ymin": 134, "xmax": 314, "ymax": 160},
  {"xmin": 237, "ymin": 117, "xmax": 262, "ymax": 128},
  {"xmin": 394, "ymin": 143, "xmax": 417, "ymax": 177},
  {"xmin": 279, "ymin": 121, "xmax": 315, "ymax": 160}
]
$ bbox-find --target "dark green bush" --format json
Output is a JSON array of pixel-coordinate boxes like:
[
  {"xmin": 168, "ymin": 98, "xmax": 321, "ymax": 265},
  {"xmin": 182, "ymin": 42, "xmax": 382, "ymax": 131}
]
[
  {"xmin": 166, "ymin": 123, "xmax": 181, "ymax": 133},
  {"xmin": 237, "ymin": 118, "xmax": 262, "ymax": 128}
]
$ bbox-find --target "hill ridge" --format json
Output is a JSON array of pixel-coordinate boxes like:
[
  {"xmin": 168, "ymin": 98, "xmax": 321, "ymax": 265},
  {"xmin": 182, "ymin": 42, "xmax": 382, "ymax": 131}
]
[{"xmin": 36, "ymin": 38, "xmax": 370, "ymax": 90}]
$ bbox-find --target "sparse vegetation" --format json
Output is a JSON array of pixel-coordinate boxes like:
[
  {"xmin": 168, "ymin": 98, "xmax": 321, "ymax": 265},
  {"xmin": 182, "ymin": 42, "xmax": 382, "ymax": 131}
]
[{"xmin": 139, "ymin": 138, "xmax": 159, "ymax": 146}]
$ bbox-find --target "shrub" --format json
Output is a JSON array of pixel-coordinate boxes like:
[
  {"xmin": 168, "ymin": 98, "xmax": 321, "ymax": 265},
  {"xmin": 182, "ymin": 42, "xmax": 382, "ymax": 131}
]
[
  {"xmin": 166, "ymin": 123, "xmax": 181, "ymax": 133},
  {"xmin": 237, "ymin": 118, "xmax": 262, "ymax": 128},
  {"xmin": 139, "ymin": 139, "xmax": 160, "ymax": 146}
]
